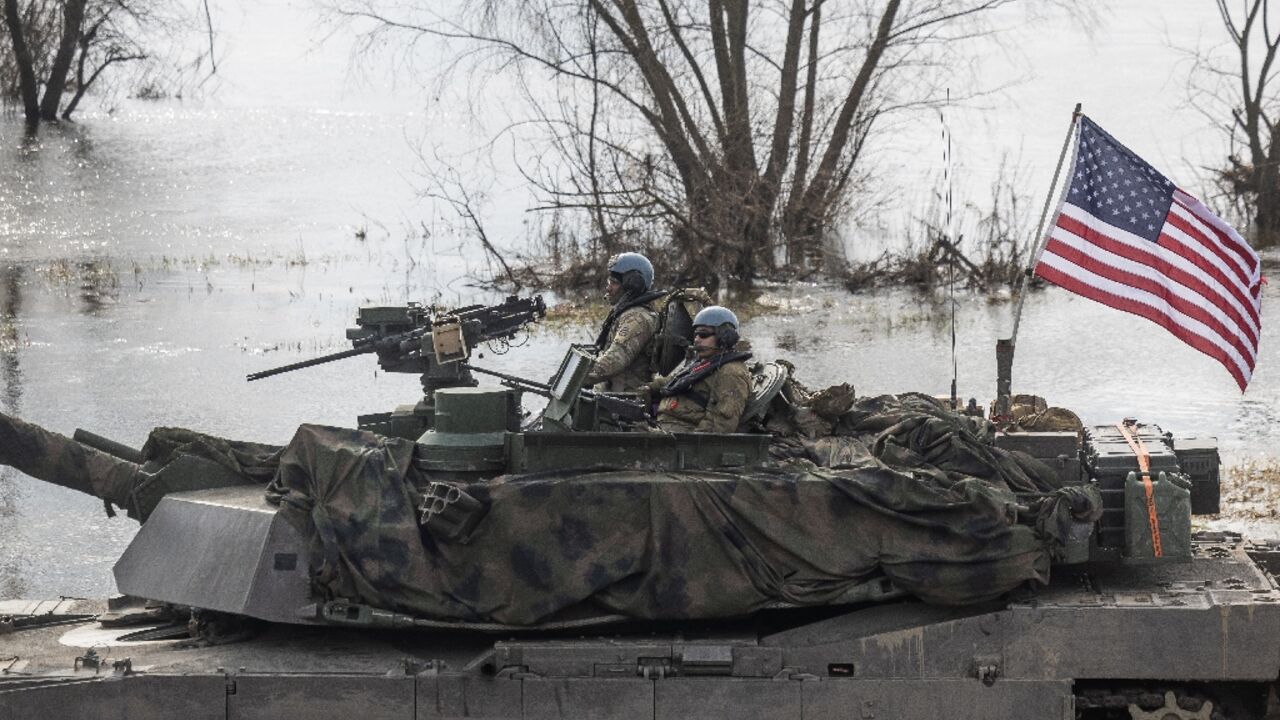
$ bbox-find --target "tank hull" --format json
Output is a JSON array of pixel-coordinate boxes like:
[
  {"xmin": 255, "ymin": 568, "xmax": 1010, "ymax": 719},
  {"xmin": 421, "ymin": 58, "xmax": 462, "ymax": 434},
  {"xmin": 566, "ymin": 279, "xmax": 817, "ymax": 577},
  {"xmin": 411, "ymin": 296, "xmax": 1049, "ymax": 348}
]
[{"xmin": 5, "ymin": 534, "xmax": 1279, "ymax": 719}]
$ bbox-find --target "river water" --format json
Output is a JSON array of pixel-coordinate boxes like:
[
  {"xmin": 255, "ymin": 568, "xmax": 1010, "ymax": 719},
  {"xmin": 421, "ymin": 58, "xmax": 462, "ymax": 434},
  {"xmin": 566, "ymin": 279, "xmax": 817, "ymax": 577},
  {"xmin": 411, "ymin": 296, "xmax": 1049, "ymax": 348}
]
[{"xmin": 1, "ymin": 1, "xmax": 1277, "ymax": 600}]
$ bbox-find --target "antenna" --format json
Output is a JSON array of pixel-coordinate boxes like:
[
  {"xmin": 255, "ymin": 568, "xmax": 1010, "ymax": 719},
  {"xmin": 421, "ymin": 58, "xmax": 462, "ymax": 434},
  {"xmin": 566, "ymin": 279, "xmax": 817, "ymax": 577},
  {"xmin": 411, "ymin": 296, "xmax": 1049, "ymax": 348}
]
[{"xmin": 942, "ymin": 89, "xmax": 958, "ymax": 410}]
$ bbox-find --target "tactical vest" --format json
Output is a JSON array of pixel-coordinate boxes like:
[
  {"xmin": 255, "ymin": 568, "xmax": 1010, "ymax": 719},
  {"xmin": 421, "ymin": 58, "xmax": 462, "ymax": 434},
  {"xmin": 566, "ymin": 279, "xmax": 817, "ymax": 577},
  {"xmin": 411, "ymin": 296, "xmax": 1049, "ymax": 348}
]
[{"xmin": 659, "ymin": 350, "xmax": 753, "ymax": 408}]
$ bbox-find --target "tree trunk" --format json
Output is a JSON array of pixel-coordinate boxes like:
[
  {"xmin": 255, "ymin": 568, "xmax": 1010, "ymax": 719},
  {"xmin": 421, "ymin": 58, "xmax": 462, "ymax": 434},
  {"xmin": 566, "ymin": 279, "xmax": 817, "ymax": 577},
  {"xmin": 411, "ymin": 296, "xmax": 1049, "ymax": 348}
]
[
  {"xmin": 1254, "ymin": 151, "xmax": 1280, "ymax": 248},
  {"xmin": 2, "ymin": 0, "xmax": 41, "ymax": 125},
  {"xmin": 782, "ymin": 0, "xmax": 900, "ymax": 272},
  {"xmin": 39, "ymin": 0, "xmax": 87, "ymax": 122}
]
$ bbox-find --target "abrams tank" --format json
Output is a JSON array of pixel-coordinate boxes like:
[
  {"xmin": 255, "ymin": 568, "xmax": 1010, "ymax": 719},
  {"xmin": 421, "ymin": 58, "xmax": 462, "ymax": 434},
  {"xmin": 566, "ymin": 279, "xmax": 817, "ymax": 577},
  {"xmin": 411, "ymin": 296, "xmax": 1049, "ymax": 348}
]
[{"xmin": 2, "ymin": 298, "xmax": 1278, "ymax": 720}]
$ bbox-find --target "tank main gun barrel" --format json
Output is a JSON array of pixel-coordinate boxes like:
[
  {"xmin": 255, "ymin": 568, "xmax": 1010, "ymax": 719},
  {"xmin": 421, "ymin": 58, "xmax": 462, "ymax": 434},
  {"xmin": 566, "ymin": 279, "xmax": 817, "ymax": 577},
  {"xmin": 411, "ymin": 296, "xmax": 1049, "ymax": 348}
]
[{"xmin": 73, "ymin": 428, "xmax": 144, "ymax": 464}]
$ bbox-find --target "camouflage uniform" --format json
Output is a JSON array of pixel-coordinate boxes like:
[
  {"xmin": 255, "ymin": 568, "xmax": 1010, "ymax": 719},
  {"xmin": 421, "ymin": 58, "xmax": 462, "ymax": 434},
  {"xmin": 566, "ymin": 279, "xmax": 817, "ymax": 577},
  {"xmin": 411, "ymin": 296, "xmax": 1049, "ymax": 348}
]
[
  {"xmin": 585, "ymin": 304, "xmax": 660, "ymax": 393},
  {"xmin": 651, "ymin": 345, "xmax": 752, "ymax": 433}
]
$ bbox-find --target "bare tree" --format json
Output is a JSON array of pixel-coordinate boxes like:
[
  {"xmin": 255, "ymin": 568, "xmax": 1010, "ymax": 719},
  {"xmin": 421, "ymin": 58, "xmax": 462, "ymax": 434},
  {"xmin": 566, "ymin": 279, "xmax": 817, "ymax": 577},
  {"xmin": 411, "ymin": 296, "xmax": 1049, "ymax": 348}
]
[
  {"xmin": 1188, "ymin": 0, "xmax": 1280, "ymax": 248},
  {"xmin": 333, "ymin": 0, "xmax": 1063, "ymax": 288},
  {"xmin": 3, "ymin": 0, "xmax": 86, "ymax": 123},
  {"xmin": 2, "ymin": 0, "xmax": 169, "ymax": 125},
  {"xmin": 1, "ymin": 0, "xmax": 52, "ymax": 121},
  {"xmin": 61, "ymin": 0, "xmax": 153, "ymax": 118}
]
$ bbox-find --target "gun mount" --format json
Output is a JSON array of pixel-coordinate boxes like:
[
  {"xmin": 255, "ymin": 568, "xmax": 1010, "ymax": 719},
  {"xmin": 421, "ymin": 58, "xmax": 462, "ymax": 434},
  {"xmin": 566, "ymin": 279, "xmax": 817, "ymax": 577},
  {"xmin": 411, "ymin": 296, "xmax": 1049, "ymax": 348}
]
[{"xmin": 247, "ymin": 294, "xmax": 546, "ymax": 438}]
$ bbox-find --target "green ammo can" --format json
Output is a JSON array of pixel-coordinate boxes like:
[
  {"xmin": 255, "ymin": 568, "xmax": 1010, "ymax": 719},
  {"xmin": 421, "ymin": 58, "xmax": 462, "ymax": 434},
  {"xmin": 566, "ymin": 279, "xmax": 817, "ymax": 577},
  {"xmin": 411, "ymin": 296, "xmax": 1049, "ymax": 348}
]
[{"xmin": 1123, "ymin": 470, "xmax": 1192, "ymax": 563}]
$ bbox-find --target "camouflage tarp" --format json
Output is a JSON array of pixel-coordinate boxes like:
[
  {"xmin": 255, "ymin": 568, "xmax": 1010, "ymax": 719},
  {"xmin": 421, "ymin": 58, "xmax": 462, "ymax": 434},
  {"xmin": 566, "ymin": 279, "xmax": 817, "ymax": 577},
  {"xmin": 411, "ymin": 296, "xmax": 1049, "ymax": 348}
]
[
  {"xmin": 0, "ymin": 414, "xmax": 273, "ymax": 520},
  {"xmin": 262, "ymin": 393, "xmax": 1098, "ymax": 625},
  {"xmin": 0, "ymin": 393, "xmax": 1098, "ymax": 625}
]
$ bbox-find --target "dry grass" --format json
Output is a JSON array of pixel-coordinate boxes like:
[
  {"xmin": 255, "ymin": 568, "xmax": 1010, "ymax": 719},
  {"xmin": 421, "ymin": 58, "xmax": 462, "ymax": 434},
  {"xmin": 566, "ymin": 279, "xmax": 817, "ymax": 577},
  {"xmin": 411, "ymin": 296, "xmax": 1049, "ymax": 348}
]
[
  {"xmin": 1217, "ymin": 458, "xmax": 1280, "ymax": 520},
  {"xmin": 542, "ymin": 299, "xmax": 608, "ymax": 329},
  {"xmin": 540, "ymin": 286, "xmax": 813, "ymax": 332}
]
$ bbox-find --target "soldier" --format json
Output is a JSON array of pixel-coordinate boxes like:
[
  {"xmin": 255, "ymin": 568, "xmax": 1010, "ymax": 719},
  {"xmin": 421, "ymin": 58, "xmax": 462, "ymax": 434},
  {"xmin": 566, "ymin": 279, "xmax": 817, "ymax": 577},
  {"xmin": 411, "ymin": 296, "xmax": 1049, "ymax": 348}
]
[
  {"xmin": 649, "ymin": 306, "xmax": 752, "ymax": 433},
  {"xmin": 583, "ymin": 252, "xmax": 667, "ymax": 393}
]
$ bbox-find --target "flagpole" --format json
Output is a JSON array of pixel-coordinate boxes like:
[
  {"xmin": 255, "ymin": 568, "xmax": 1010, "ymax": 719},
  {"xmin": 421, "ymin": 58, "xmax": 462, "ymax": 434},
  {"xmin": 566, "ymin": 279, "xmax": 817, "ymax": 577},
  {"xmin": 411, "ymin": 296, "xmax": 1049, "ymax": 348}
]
[
  {"xmin": 994, "ymin": 103, "xmax": 1082, "ymax": 420},
  {"xmin": 1011, "ymin": 103, "xmax": 1083, "ymax": 343}
]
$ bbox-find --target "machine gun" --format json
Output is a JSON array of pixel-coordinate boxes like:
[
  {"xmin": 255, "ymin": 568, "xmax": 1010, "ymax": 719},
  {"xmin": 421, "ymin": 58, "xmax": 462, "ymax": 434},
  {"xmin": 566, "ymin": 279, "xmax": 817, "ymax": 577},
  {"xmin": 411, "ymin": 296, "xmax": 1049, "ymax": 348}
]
[
  {"xmin": 247, "ymin": 294, "xmax": 546, "ymax": 438},
  {"xmin": 247, "ymin": 294, "xmax": 546, "ymax": 382}
]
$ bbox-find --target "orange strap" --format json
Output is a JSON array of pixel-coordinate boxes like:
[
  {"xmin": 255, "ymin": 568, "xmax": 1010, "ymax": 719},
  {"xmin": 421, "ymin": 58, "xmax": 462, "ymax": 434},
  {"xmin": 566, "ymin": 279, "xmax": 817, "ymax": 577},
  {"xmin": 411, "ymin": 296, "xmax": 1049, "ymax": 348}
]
[{"xmin": 1114, "ymin": 422, "xmax": 1163, "ymax": 557}]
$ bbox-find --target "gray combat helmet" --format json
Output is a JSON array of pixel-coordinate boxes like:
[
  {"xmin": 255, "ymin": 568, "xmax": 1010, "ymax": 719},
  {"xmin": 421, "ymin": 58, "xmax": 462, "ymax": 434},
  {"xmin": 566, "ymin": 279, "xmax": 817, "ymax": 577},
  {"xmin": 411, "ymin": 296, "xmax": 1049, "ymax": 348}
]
[
  {"xmin": 692, "ymin": 305, "xmax": 739, "ymax": 348},
  {"xmin": 607, "ymin": 252, "xmax": 654, "ymax": 292},
  {"xmin": 692, "ymin": 305, "xmax": 738, "ymax": 329}
]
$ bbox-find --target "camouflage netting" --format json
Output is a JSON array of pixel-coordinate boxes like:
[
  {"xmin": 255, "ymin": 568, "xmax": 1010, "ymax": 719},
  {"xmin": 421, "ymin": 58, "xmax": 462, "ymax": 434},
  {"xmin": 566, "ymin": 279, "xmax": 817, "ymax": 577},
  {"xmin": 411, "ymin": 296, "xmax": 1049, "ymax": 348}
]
[
  {"xmin": 0, "ymin": 392, "xmax": 1100, "ymax": 626},
  {"xmin": 260, "ymin": 392, "xmax": 1098, "ymax": 625}
]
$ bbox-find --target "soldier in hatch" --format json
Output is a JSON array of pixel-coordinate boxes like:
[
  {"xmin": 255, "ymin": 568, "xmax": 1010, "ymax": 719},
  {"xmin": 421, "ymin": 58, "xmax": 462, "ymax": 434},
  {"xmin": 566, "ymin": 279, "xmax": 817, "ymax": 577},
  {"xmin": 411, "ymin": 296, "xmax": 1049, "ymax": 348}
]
[
  {"xmin": 649, "ymin": 306, "xmax": 752, "ymax": 434},
  {"xmin": 582, "ymin": 252, "xmax": 667, "ymax": 393}
]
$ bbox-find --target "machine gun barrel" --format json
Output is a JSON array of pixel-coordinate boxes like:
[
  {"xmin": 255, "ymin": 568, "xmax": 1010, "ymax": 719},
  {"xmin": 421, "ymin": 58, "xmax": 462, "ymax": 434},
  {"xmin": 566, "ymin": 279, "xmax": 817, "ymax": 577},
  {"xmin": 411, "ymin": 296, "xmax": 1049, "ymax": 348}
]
[
  {"xmin": 468, "ymin": 365, "xmax": 650, "ymax": 424},
  {"xmin": 468, "ymin": 365, "xmax": 553, "ymax": 392},
  {"xmin": 246, "ymin": 346, "xmax": 371, "ymax": 382}
]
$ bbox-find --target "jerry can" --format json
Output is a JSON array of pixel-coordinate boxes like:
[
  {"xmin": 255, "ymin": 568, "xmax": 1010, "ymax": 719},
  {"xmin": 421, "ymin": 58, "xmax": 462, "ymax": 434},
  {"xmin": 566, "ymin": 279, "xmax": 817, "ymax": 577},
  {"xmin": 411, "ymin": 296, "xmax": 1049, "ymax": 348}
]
[{"xmin": 1124, "ymin": 470, "xmax": 1192, "ymax": 562}]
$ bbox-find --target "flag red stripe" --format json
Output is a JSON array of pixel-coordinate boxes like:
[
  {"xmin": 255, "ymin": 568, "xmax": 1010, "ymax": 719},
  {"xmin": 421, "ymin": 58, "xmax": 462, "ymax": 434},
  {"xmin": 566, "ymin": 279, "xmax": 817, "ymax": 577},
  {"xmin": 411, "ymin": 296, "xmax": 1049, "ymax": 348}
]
[
  {"xmin": 1042, "ymin": 236, "xmax": 1256, "ymax": 364},
  {"xmin": 1165, "ymin": 204, "xmax": 1259, "ymax": 302},
  {"xmin": 1034, "ymin": 262, "xmax": 1249, "ymax": 391},
  {"xmin": 1172, "ymin": 192, "xmax": 1259, "ymax": 276},
  {"xmin": 1055, "ymin": 213, "xmax": 1259, "ymax": 347},
  {"xmin": 1159, "ymin": 215, "xmax": 1261, "ymax": 329}
]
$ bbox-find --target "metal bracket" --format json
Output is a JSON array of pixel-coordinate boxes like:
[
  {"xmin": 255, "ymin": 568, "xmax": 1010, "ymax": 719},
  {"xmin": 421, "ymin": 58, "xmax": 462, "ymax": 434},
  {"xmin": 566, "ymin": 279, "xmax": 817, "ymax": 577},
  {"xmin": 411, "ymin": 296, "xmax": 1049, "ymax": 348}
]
[
  {"xmin": 74, "ymin": 647, "xmax": 104, "ymax": 673},
  {"xmin": 638, "ymin": 658, "xmax": 673, "ymax": 679},
  {"xmin": 217, "ymin": 667, "xmax": 237, "ymax": 695},
  {"xmin": 974, "ymin": 655, "xmax": 1001, "ymax": 686}
]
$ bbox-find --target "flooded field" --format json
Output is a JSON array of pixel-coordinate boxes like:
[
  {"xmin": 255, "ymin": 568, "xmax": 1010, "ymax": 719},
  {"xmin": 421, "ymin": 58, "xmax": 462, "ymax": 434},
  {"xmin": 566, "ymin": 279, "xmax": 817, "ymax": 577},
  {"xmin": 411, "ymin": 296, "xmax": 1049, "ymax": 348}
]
[
  {"xmin": 3, "ymin": 248, "xmax": 1278, "ymax": 598},
  {"xmin": 1, "ymin": 0, "xmax": 1277, "ymax": 600}
]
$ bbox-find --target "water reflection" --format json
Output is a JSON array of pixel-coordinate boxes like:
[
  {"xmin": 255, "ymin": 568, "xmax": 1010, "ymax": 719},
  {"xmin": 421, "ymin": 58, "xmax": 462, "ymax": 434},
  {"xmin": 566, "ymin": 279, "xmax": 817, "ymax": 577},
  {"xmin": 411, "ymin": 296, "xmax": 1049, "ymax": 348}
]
[
  {"xmin": 0, "ymin": 264, "xmax": 26, "ymax": 598},
  {"xmin": 1, "ymin": 263, "xmax": 24, "ymax": 409},
  {"xmin": 75, "ymin": 260, "xmax": 120, "ymax": 315},
  {"xmin": 16, "ymin": 125, "xmax": 41, "ymax": 158}
]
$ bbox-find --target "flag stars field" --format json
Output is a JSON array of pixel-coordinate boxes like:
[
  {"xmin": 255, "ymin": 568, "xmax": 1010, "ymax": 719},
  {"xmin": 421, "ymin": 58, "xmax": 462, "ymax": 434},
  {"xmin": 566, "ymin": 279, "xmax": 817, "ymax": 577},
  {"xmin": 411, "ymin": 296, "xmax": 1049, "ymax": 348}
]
[{"xmin": 1034, "ymin": 115, "xmax": 1263, "ymax": 392}]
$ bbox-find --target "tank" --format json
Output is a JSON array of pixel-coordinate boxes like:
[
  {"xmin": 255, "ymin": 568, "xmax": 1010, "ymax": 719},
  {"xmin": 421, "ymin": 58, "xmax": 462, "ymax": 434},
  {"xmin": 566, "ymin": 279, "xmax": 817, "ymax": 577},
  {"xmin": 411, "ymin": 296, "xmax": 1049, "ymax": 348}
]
[{"xmin": 2, "ymin": 297, "xmax": 1278, "ymax": 720}]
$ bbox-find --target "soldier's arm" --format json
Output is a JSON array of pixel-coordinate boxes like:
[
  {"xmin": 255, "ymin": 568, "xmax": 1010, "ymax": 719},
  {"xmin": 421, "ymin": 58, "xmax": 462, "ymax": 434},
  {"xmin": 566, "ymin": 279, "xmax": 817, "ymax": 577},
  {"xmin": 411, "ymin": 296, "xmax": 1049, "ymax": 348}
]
[
  {"xmin": 584, "ymin": 309, "xmax": 659, "ymax": 385},
  {"xmin": 694, "ymin": 365, "xmax": 751, "ymax": 433}
]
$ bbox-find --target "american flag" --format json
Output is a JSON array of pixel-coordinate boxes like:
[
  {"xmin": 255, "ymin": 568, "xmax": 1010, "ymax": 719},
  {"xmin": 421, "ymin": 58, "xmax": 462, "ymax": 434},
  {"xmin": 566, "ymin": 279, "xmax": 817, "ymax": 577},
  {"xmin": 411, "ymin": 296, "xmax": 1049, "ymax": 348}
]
[{"xmin": 1034, "ymin": 116, "xmax": 1263, "ymax": 391}]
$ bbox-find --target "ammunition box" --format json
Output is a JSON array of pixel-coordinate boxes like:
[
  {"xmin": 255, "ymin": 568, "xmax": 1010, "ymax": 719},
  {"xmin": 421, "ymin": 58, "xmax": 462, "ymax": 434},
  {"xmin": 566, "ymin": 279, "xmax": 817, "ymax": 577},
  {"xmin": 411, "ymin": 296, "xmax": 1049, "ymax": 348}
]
[
  {"xmin": 995, "ymin": 431, "xmax": 1082, "ymax": 486},
  {"xmin": 1172, "ymin": 436, "xmax": 1221, "ymax": 515},
  {"xmin": 1083, "ymin": 424, "xmax": 1178, "ymax": 475},
  {"xmin": 994, "ymin": 431, "xmax": 1081, "ymax": 459},
  {"xmin": 1084, "ymin": 424, "xmax": 1178, "ymax": 549}
]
